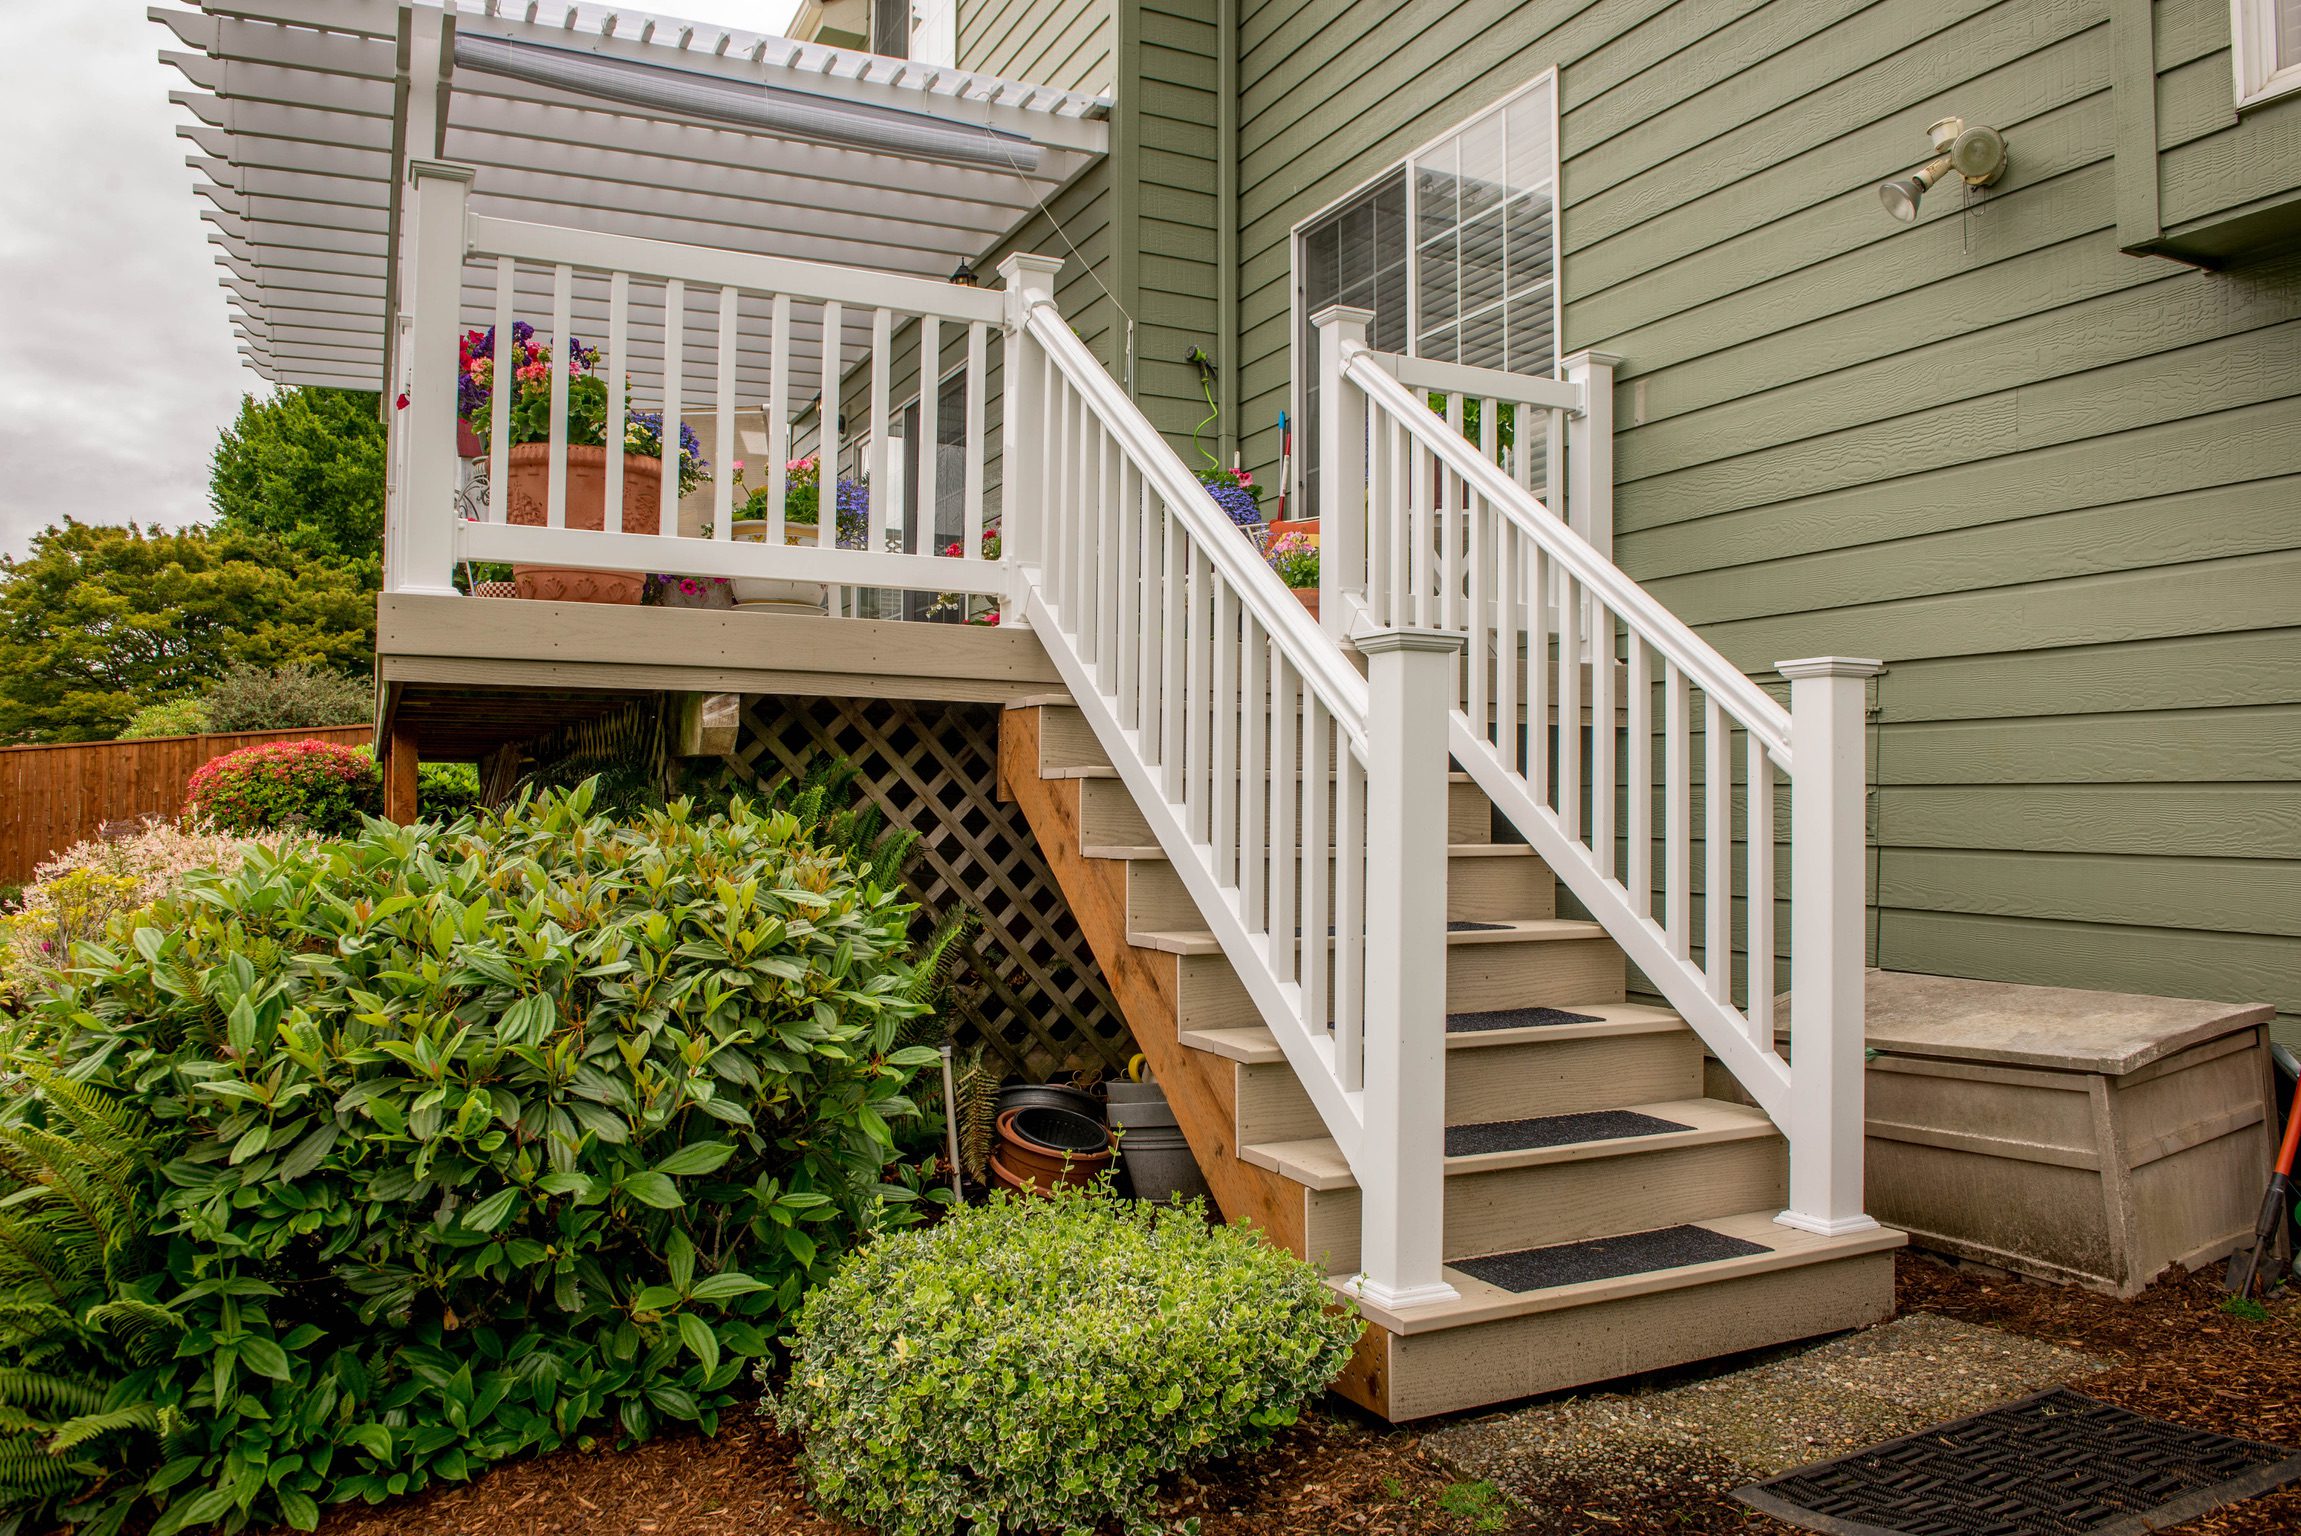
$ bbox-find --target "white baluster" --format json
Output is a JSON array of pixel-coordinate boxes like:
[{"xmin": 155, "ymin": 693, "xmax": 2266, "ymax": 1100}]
[
  {"xmin": 1704, "ymin": 694, "xmax": 1732, "ymax": 1003},
  {"xmin": 1627, "ymin": 633, "xmax": 1652, "ymax": 923},
  {"xmin": 767, "ymin": 292, "xmax": 790, "ymax": 541},
  {"xmin": 1665, "ymin": 661, "xmax": 1691, "ymax": 959},
  {"xmin": 1240, "ymin": 613, "xmax": 1267, "ymax": 929},
  {"xmin": 1333, "ymin": 743, "xmax": 1365, "ymax": 1091},
  {"xmin": 916, "ymin": 314, "xmax": 940, "ymax": 555},
  {"xmin": 1269, "ymin": 651, "xmax": 1296, "ymax": 983},
  {"xmin": 604, "ymin": 269, "xmax": 627, "ymax": 536},
  {"xmin": 815, "ymin": 297, "xmax": 839, "ymax": 549},
  {"xmin": 548, "ymin": 263, "xmax": 573, "ymax": 530},
  {"xmin": 867, "ymin": 305, "xmax": 891, "ymax": 552},
  {"xmin": 713, "ymin": 285, "xmax": 738, "ymax": 544},
  {"xmin": 964, "ymin": 321, "xmax": 987, "ymax": 561},
  {"xmin": 1212, "ymin": 581, "xmax": 1238, "ymax": 887},
  {"xmin": 1747, "ymin": 732, "xmax": 1775, "ymax": 1053},
  {"xmin": 488, "ymin": 255, "xmax": 514, "ymax": 525},
  {"xmin": 659, "ymin": 277, "xmax": 683, "ymax": 526}
]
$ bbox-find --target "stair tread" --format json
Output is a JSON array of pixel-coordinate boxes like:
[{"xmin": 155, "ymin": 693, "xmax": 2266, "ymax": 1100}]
[
  {"xmin": 1082, "ymin": 841, "xmax": 1539, "ymax": 861},
  {"xmin": 1130, "ymin": 916, "xmax": 1603, "ymax": 956},
  {"xmin": 1178, "ymin": 1002, "xmax": 1684, "ymax": 1063},
  {"xmin": 1062, "ymin": 765, "xmax": 1480, "ymax": 783},
  {"xmin": 1338, "ymin": 1212, "xmax": 1907, "ymax": 1335},
  {"xmin": 1242, "ymin": 1097, "xmax": 1777, "ymax": 1189}
]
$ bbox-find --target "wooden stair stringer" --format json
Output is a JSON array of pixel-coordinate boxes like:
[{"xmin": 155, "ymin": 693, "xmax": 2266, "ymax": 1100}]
[{"xmin": 996, "ymin": 706, "xmax": 1318, "ymax": 1257}]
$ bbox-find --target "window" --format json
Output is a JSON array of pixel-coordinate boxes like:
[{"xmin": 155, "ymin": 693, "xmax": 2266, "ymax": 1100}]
[
  {"xmin": 2234, "ymin": 0, "xmax": 2301, "ymax": 106},
  {"xmin": 1296, "ymin": 72, "xmax": 1558, "ymax": 511}
]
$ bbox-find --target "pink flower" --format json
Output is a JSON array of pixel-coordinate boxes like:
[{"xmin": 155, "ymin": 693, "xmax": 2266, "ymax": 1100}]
[{"xmin": 732, "ymin": 460, "xmax": 745, "ymax": 473}]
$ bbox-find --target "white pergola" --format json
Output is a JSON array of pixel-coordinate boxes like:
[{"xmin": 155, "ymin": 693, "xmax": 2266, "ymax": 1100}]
[{"xmin": 155, "ymin": 0, "xmax": 1108, "ymax": 394}]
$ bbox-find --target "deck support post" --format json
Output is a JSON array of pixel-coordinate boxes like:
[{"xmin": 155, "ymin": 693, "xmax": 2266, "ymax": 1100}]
[
  {"xmin": 996, "ymin": 253, "xmax": 1065, "ymax": 630},
  {"xmin": 1776, "ymin": 656, "xmax": 1885, "ymax": 1237},
  {"xmin": 1312, "ymin": 305, "xmax": 1372, "ymax": 640},
  {"xmin": 395, "ymin": 160, "xmax": 475, "ymax": 599},
  {"xmin": 1352, "ymin": 627, "xmax": 1466, "ymax": 1312},
  {"xmin": 382, "ymin": 719, "xmax": 421, "ymax": 825}
]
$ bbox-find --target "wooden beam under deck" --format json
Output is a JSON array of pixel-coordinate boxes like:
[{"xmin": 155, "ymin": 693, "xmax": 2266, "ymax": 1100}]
[{"xmin": 376, "ymin": 594, "xmax": 1067, "ymax": 760}]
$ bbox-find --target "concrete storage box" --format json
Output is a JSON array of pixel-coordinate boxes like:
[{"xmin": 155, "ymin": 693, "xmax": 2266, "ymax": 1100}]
[{"xmin": 1739, "ymin": 971, "xmax": 2276, "ymax": 1297}]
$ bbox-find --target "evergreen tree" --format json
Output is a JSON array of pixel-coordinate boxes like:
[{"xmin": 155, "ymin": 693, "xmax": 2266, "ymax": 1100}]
[{"xmin": 208, "ymin": 387, "xmax": 386, "ymax": 571}]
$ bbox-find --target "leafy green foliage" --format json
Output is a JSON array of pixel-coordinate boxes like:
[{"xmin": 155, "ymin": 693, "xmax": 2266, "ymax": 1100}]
[
  {"xmin": 208, "ymin": 388, "xmax": 386, "ymax": 571},
  {"xmin": 0, "ymin": 522, "xmax": 373, "ymax": 744},
  {"xmin": 416, "ymin": 763, "xmax": 481, "ymax": 821},
  {"xmin": 197, "ymin": 664, "xmax": 372, "ymax": 734},
  {"xmin": 182, "ymin": 739, "xmax": 379, "ymax": 836},
  {"xmin": 6, "ymin": 784, "xmax": 950, "ymax": 1532},
  {"xmin": 117, "ymin": 698, "xmax": 213, "ymax": 741},
  {"xmin": 768, "ymin": 1187, "xmax": 1361, "ymax": 1536}
]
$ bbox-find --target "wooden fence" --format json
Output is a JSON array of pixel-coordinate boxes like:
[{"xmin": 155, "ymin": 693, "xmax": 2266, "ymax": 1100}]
[{"xmin": 0, "ymin": 726, "xmax": 371, "ymax": 885}]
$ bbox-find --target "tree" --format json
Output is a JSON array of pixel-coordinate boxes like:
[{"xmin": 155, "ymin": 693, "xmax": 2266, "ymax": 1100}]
[
  {"xmin": 209, "ymin": 387, "xmax": 387, "ymax": 570},
  {"xmin": 0, "ymin": 521, "xmax": 374, "ymax": 742}
]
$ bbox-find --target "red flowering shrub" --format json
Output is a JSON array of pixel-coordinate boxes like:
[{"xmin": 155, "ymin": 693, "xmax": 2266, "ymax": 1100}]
[{"xmin": 183, "ymin": 738, "xmax": 381, "ymax": 835}]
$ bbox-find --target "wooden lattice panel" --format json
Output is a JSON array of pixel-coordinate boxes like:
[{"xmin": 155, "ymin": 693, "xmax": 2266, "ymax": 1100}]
[{"xmin": 731, "ymin": 696, "xmax": 1132, "ymax": 1083}]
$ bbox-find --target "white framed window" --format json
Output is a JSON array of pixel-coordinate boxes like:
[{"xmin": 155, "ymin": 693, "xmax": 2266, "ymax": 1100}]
[
  {"xmin": 1293, "ymin": 70, "xmax": 1559, "ymax": 511},
  {"xmin": 2233, "ymin": 0, "xmax": 2301, "ymax": 107}
]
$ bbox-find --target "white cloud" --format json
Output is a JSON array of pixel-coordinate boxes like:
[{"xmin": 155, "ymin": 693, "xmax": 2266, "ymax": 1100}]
[{"xmin": 0, "ymin": 0, "xmax": 802, "ymax": 561}]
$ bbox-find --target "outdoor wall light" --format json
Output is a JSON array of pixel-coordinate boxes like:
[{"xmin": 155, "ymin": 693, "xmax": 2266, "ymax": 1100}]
[{"xmin": 1878, "ymin": 116, "xmax": 2009, "ymax": 222}]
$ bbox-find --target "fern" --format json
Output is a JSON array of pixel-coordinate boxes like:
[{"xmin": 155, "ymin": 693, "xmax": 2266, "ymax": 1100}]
[
  {"xmin": 46, "ymin": 1403, "xmax": 160, "ymax": 1455},
  {"xmin": 952, "ymin": 1045, "xmax": 1002, "ymax": 1183}
]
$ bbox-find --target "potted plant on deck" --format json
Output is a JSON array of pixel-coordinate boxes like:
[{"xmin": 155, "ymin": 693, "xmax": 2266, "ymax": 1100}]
[
  {"xmin": 722, "ymin": 454, "xmax": 870, "ymax": 613},
  {"xmin": 1266, "ymin": 527, "xmax": 1319, "ymax": 619},
  {"xmin": 458, "ymin": 322, "xmax": 708, "ymax": 604}
]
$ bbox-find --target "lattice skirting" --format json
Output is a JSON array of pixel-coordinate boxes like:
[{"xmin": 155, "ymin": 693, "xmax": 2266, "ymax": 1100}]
[{"xmin": 730, "ymin": 695, "xmax": 1133, "ymax": 1083}]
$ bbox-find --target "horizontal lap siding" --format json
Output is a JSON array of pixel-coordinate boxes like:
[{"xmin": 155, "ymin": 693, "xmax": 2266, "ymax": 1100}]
[
  {"xmin": 1235, "ymin": 0, "xmax": 2301, "ymax": 1039},
  {"xmin": 961, "ymin": 0, "xmax": 1116, "ymax": 94}
]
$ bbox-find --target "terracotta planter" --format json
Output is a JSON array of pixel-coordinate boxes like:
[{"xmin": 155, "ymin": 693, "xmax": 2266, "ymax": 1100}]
[
  {"xmin": 994, "ymin": 1107, "xmax": 1112, "ymax": 1189},
  {"xmin": 1290, "ymin": 586, "xmax": 1320, "ymax": 621},
  {"xmin": 729, "ymin": 519, "xmax": 830, "ymax": 614},
  {"xmin": 504, "ymin": 443, "xmax": 664, "ymax": 605}
]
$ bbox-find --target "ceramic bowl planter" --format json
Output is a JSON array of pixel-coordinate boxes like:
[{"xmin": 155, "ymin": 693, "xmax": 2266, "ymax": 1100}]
[
  {"xmin": 504, "ymin": 444, "xmax": 663, "ymax": 604},
  {"xmin": 729, "ymin": 518, "xmax": 830, "ymax": 614},
  {"xmin": 994, "ymin": 1105, "xmax": 1113, "ymax": 1192}
]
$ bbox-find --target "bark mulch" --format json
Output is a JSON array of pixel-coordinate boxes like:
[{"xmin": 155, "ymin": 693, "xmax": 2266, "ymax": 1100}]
[{"xmin": 310, "ymin": 1249, "xmax": 2301, "ymax": 1536}]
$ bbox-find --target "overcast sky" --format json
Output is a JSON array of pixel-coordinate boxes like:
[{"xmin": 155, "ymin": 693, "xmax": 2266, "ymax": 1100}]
[{"xmin": 0, "ymin": 0, "xmax": 800, "ymax": 563}]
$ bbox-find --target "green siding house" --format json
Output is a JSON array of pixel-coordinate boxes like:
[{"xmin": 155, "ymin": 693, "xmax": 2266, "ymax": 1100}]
[{"xmin": 961, "ymin": 0, "xmax": 2301, "ymax": 1045}]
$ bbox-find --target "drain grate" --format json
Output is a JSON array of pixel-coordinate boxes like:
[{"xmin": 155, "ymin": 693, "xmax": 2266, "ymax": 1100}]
[
  {"xmin": 1735, "ymin": 1387, "xmax": 2301, "ymax": 1536},
  {"xmin": 1445, "ymin": 1108, "xmax": 1691, "ymax": 1158},
  {"xmin": 1454, "ymin": 1224, "xmax": 1767, "ymax": 1293},
  {"xmin": 1447, "ymin": 1006, "xmax": 1603, "ymax": 1034}
]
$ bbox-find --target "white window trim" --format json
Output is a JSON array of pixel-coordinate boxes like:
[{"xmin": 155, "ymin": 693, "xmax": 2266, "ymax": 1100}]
[
  {"xmin": 2233, "ymin": 0, "xmax": 2301, "ymax": 108},
  {"xmin": 1286, "ymin": 66, "xmax": 1563, "ymax": 509}
]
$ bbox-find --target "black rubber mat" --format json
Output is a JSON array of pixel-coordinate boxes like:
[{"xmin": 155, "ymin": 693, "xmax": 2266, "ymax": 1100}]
[
  {"xmin": 1453, "ymin": 1224, "xmax": 1766, "ymax": 1293},
  {"xmin": 1445, "ymin": 1108, "xmax": 1691, "ymax": 1158},
  {"xmin": 1735, "ymin": 1387, "xmax": 2301, "ymax": 1536},
  {"xmin": 1446, "ymin": 1006, "xmax": 1602, "ymax": 1033}
]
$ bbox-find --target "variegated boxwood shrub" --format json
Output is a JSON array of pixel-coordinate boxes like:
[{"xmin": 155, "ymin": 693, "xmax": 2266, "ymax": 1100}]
[
  {"xmin": 768, "ymin": 1187, "xmax": 1363, "ymax": 1536},
  {"xmin": 182, "ymin": 738, "xmax": 379, "ymax": 836},
  {"xmin": 4, "ymin": 783, "xmax": 950, "ymax": 1533}
]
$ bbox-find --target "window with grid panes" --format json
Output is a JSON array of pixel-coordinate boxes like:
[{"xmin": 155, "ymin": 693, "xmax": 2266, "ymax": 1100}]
[{"xmin": 1296, "ymin": 75, "xmax": 1557, "ymax": 514}]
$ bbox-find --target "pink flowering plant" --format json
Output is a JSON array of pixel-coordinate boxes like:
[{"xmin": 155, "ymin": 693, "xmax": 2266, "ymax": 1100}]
[
  {"xmin": 925, "ymin": 525, "xmax": 1003, "ymax": 624},
  {"xmin": 1266, "ymin": 529, "xmax": 1318, "ymax": 589},
  {"xmin": 183, "ymin": 738, "xmax": 381, "ymax": 836},
  {"xmin": 458, "ymin": 323, "xmax": 708, "ymax": 495},
  {"xmin": 729, "ymin": 455, "xmax": 869, "ymax": 547}
]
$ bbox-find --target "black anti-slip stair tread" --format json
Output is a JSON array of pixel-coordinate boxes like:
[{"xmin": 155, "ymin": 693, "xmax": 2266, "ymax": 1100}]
[
  {"xmin": 1447, "ymin": 1006, "xmax": 1604, "ymax": 1033},
  {"xmin": 1444, "ymin": 1108, "xmax": 1692, "ymax": 1158},
  {"xmin": 1454, "ymin": 1225, "xmax": 1770, "ymax": 1294}
]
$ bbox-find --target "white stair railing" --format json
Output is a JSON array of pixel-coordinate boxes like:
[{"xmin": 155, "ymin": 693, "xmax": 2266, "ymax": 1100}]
[
  {"xmin": 1317, "ymin": 305, "xmax": 1882, "ymax": 1240},
  {"xmin": 1001, "ymin": 256, "xmax": 1462, "ymax": 1308}
]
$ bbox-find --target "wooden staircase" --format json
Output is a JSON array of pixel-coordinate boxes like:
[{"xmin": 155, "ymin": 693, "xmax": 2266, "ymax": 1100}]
[{"xmin": 1000, "ymin": 697, "xmax": 1902, "ymax": 1421}]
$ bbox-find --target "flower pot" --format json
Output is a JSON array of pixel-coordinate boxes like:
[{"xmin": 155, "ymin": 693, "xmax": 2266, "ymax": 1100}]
[
  {"xmin": 505, "ymin": 443, "xmax": 663, "ymax": 605},
  {"xmin": 1105, "ymin": 1083, "xmax": 1212, "ymax": 1206},
  {"xmin": 456, "ymin": 419, "xmax": 486, "ymax": 459},
  {"xmin": 995, "ymin": 1106, "xmax": 1112, "ymax": 1188},
  {"xmin": 1289, "ymin": 586, "xmax": 1320, "ymax": 621},
  {"xmin": 995, "ymin": 1082, "xmax": 1103, "ymax": 1122},
  {"xmin": 729, "ymin": 519, "xmax": 829, "ymax": 614}
]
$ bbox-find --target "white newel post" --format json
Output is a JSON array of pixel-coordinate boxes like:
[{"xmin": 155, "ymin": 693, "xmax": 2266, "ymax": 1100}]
[
  {"xmin": 1560, "ymin": 351, "xmax": 1621, "ymax": 561},
  {"xmin": 1353, "ymin": 627, "xmax": 1466, "ymax": 1310},
  {"xmin": 1312, "ymin": 305, "xmax": 1372, "ymax": 640},
  {"xmin": 1776, "ymin": 656, "xmax": 1884, "ymax": 1237},
  {"xmin": 996, "ymin": 253, "xmax": 1064, "ymax": 627},
  {"xmin": 396, "ymin": 160, "xmax": 473, "ymax": 599}
]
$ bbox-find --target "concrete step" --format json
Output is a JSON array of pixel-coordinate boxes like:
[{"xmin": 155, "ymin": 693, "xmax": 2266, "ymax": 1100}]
[{"xmin": 1334, "ymin": 1214, "xmax": 1904, "ymax": 1419}]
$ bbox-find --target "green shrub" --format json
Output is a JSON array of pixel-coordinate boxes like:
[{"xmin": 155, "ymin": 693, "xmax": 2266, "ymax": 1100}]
[
  {"xmin": 5, "ymin": 783, "xmax": 954, "ymax": 1532},
  {"xmin": 118, "ymin": 697, "xmax": 212, "ymax": 740},
  {"xmin": 182, "ymin": 738, "xmax": 378, "ymax": 834},
  {"xmin": 769, "ymin": 1188, "xmax": 1362, "ymax": 1536},
  {"xmin": 197, "ymin": 663, "xmax": 370, "ymax": 734},
  {"xmin": 416, "ymin": 761, "xmax": 481, "ymax": 820}
]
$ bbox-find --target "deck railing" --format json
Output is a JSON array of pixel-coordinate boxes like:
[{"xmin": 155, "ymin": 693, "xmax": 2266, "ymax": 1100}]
[
  {"xmin": 1316, "ymin": 304, "xmax": 1882, "ymax": 1240},
  {"xmin": 388, "ymin": 160, "xmax": 1008, "ymax": 607}
]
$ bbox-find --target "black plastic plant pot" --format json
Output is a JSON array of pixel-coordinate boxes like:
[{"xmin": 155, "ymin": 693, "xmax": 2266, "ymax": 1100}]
[{"xmin": 1009, "ymin": 1104, "xmax": 1110, "ymax": 1154}]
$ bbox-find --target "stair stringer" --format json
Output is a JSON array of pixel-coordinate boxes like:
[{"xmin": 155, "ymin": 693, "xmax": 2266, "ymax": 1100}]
[
  {"xmin": 1448, "ymin": 714, "xmax": 1795, "ymax": 1128},
  {"xmin": 995, "ymin": 707, "xmax": 1326, "ymax": 1257}
]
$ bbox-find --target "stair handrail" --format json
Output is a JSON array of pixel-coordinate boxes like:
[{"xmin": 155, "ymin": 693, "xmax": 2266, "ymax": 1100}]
[
  {"xmin": 1002, "ymin": 255, "xmax": 1466, "ymax": 1309},
  {"xmin": 1326, "ymin": 314, "xmax": 1881, "ymax": 1242},
  {"xmin": 1337, "ymin": 341, "xmax": 1793, "ymax": 768}
]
